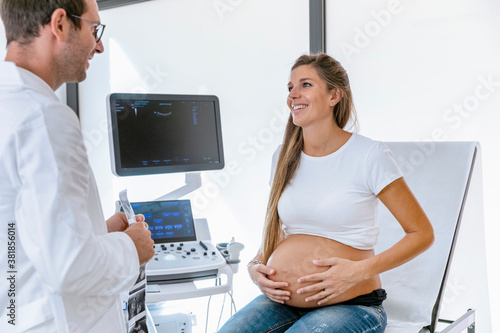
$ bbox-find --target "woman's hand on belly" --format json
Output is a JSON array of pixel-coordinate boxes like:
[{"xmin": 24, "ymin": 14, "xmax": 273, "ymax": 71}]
[
  {"xmin": 248, "ymin": 263, "xmax": 291, "ymax": 304},
  {"xmin": 297, "ymin": 257, "xmax": 367, "ymax": 305},
  {"xmin": 266, "ymin": 234, "xmax": 381, "ymax": 308}
]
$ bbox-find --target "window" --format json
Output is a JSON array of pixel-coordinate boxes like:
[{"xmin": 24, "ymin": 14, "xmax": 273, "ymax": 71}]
[{"xmin": 97, "ymin": 0, "xmax": 149, "ymax": 10}]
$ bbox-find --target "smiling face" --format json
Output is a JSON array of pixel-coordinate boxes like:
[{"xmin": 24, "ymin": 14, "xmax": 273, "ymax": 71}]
[
  {"xmin": 56, "ymin": 0, "xmax": 104, "ymax": 83},
  {"xmin": 287, "ymin": 64, "xmax": 340, "ymax": 129}
]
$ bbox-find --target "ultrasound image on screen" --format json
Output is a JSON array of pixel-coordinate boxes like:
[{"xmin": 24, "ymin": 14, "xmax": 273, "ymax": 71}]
[
  {"xmin": 114, "ymin": 99, "xmax": 221, "ymax": 169},
  {"xmin": 131, "ymin": 200, "xmax": 196, "ymax": 243}
]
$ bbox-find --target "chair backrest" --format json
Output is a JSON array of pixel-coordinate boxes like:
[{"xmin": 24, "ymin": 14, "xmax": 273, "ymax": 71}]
[{"xmin": 374, "ymin": 142, "xmax": 477, "ymax": 332}]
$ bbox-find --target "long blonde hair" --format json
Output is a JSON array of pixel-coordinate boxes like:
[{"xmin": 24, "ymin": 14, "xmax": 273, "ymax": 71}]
[{"xmin": 260, "ymin": 53, "xmax": 357, "ymax": 263}]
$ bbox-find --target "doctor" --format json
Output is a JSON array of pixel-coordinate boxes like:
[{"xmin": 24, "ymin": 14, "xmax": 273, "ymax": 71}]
[{"xmin": 0, "ymin": 0, "xmax": 154, "ymax": 332}]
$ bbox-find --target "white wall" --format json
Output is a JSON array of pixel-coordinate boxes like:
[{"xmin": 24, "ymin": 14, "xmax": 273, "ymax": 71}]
[{"xmin": 326, "ymin": 0, "xmax": 499, "ymax": 331}]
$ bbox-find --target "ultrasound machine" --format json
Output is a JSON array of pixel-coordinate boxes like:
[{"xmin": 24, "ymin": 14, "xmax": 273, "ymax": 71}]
[{"xmin": 107, "ymin": 94, "xmax": 242, "ymax": 333}]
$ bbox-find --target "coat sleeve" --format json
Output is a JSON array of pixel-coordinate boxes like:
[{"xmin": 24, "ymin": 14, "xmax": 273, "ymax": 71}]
[{"xmin": 14, "ymin": 102, "xmax": 139, "ymax": 297}]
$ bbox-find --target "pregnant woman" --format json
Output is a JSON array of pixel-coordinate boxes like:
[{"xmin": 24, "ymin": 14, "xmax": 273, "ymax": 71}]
[{"xmin": 218, "ymin": 53, "xmax": 434, "ymax": 333}]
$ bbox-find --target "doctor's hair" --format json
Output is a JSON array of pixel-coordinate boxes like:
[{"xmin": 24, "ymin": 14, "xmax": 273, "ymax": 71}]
[
  {"xmin": 0, "ymin": 0, "xmax": 86, "ymax": 46},
  {"xmin": 261, "ymin": 53, "xmax": 357, "ymax": 263}
]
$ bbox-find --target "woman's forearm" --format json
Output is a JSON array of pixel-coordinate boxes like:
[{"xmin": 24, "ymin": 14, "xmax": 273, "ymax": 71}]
[
  {"xmin": 360, "ymin": 227, "xmax": 434, "ymax": 281},
  {"xmin": 361, "ymin": 177, "xmax": 434, "ymax": 280}
]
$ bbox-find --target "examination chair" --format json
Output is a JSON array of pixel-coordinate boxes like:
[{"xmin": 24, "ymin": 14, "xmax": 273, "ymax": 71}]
[{"xmin": 375, "ymin": 142, "xmax": 491, "ymax": 333}]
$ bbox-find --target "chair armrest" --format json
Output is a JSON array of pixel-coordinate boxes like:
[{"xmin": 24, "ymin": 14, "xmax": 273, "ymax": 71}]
[{"xmin": 438, "ymin": 309, "xmax": 475, "ymax": 333}]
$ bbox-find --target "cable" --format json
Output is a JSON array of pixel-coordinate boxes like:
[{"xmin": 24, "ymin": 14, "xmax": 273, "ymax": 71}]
[
  {"xmin": 205, "ymin": 295, "xmax": 212, "ymax": 333},
  {"xmin": 206, "ymin": 277, "xmax": 237, "ymax": 332},
  {"xmin": 216, "ymin": 289, "xmax": 239, "ymax": 331},
  {"xmin": 216, "ymin": 292, "xmax": 227, "ymax": 330},
  {"xmin": 229, "ymin": 290, "xmax": 237, "ymax": 315}
]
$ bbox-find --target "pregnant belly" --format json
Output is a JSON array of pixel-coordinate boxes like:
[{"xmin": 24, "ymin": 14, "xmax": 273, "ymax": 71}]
[{"xmin": 266, "ymin": 234, "xmax": 380, "ymax": 308}]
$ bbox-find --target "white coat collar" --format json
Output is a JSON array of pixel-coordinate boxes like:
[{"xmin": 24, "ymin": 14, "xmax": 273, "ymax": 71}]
[{"xmin": 0, "ymin": 60, "xmax": 59, "ymax": 102}]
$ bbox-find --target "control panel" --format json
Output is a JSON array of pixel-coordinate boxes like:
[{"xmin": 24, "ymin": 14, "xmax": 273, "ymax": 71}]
[{"xmin": 146, "ymin": 240, "xmax": 226, "ymax": 283}]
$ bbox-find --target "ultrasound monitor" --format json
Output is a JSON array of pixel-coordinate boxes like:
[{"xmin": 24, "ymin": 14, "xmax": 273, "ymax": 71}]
[{"xmin": 107, "ymin": 93, "xmax": 224, "ymax": 176}]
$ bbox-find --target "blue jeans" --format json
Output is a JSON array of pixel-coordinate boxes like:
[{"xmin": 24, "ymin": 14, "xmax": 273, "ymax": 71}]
[{"xmin": 218, "ymin": 294, "xmax": 387, "ymax": 333}]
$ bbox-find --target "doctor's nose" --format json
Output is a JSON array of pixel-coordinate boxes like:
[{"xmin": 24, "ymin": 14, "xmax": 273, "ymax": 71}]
[{"xmin": 95, "ymin": 39, "xmax": 104, "ymax": 54}]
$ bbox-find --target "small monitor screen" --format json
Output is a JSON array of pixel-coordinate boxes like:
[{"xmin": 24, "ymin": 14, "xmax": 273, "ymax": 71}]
[
  {"xmin": 107, "ymin": 93, "xmax": 224, "ymax": 176},
  {"xmin": 130, "ymin": 200, "xmax": 196, "ymax": 243}
]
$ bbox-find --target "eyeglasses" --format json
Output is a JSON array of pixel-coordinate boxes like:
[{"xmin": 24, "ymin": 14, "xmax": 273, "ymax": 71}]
[{"xmin": 71, "ymin": 15, "xmax": 106, "ymax": 43}]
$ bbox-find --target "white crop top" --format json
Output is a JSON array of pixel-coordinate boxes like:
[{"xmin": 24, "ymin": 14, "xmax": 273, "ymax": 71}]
[{"xmin": 271, "ymin": 133, "xmax": 402, "ymax": 250}]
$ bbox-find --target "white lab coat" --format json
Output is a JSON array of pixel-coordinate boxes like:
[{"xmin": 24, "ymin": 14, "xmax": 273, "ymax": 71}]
[{"xmin": 0, "ymin": 61, "xmax": 140, "ymax": 332}]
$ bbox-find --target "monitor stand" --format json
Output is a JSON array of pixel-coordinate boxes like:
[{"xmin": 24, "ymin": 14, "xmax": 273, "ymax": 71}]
[{"xmin": 155, "ymin": 172, "xmax": 202, "ymax": 201}]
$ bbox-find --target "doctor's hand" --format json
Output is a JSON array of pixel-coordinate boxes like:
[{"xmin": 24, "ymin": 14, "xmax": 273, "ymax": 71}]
[
  {"xmin": 296, "ymin": 258, "xmax": 366, "ymax": 305},
  {"xmin": 248, "ymin": 263, "xmax": 291, "ymax": 304},
  {"xmin": 106, "ymin": 212, "xmax": 145, "ymax": 233},
  {"xmin": 124, "ymin": 222, "xmax": 155, "ymax": 265}
]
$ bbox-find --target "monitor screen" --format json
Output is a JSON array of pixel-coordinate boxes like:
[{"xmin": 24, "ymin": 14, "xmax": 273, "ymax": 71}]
[
  {"xmin": 130, "ymin": 200, "xmax": 196, "ymax": 243},
  {"xmin": 107, "ymin": 93, "xmax": 224, "ymax": 176}
]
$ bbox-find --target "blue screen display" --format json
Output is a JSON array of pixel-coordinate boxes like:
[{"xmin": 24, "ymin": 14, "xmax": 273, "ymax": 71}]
[{"xmin": 130, "ymin": 200, "xmax": 196, "ymax": 243}]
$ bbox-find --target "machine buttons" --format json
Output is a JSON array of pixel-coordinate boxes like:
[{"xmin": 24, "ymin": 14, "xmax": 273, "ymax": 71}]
[
  {"xmin": 147, "ymin": 241, "xmax": 229, "ymax": 283},
  {"xmin": 163, "ymin": 254, "xmax": 177, "ymax": 261},
  {"xmin": 150, "ymin": 241, "xmax": 226, "ymax": 268}
]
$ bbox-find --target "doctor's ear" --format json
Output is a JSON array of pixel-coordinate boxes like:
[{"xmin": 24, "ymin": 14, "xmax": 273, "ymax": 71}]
[
  {"xmin": 48, "ymin": 9, "xmax": 71, "ymax": 42},
  {"xmin": 330, "ymin": 89, "xmax": 344, "ymax": 107}
]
